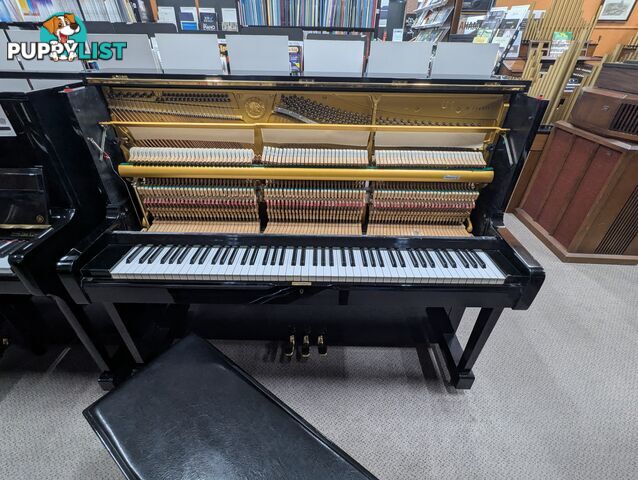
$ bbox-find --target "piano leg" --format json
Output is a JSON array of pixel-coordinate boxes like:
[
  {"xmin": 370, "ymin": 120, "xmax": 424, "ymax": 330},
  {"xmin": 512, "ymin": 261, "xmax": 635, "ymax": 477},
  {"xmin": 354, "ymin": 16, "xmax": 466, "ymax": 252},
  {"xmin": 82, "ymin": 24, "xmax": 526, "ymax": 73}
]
[
  {"xmin": 51, "ymin": 295, "xmax": 111, "ymax": 373},
  {"xmin": 103, "ymin": 303, "xmax": 145, "ymax": 364},
  {"xmin": 454, "ymin": 307, "xmax": 503, "ymax": 389},
  {"xmin": 427, "ymin": 307, "xmax": 503, "ymax": 389}
]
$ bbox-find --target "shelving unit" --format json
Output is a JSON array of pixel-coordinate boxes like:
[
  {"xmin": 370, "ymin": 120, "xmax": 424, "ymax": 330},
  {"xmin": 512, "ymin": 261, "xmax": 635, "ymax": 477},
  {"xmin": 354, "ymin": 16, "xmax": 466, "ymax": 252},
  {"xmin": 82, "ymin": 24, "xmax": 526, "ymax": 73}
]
[{"xmin": 410, "ymin": 0, "xmax": 462, "ymax": 42}]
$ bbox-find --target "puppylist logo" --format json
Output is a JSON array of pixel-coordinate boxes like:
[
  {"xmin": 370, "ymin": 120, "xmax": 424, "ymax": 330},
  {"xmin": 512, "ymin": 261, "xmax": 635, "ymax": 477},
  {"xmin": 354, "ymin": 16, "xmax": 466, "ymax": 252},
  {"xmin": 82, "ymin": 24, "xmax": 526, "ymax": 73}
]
[{"xmin": 6, "ymin": 13, "xmax": 127, "ymax": 62}]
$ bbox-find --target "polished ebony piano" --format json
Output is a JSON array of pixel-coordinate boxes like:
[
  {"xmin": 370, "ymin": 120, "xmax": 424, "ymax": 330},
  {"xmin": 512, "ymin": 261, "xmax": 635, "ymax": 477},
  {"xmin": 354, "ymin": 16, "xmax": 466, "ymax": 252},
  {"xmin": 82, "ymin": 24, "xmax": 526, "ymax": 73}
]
[
  {"xmin": 59, "ymin": 74, "xmax": 546, "ymax": 388},
  {"xmin": 0, "ymin": 85, "xmax": 128, "ymax": 367}
]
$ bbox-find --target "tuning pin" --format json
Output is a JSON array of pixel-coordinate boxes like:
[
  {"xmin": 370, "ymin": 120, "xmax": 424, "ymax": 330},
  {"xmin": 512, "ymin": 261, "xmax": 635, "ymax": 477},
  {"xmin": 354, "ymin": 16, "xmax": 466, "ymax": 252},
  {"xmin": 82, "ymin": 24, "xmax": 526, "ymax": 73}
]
[
  {"xmin": 317, "ymin": 335, "xmax": 327, "ymax": 356},
  {"xmin": 284, "ymin": 335, "xmax": 295, "ymax": 357},
  {"xmin": 301, "ymin": 335, "xmax": 310, "ymax": 358}
]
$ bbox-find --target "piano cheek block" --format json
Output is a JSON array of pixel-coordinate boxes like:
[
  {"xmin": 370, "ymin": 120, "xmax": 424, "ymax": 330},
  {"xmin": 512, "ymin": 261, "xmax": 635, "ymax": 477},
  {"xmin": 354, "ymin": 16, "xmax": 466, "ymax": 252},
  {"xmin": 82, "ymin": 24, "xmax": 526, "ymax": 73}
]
[{"xmin": 83, "ymin": 335, "xmax": 378, "ymax": 480}]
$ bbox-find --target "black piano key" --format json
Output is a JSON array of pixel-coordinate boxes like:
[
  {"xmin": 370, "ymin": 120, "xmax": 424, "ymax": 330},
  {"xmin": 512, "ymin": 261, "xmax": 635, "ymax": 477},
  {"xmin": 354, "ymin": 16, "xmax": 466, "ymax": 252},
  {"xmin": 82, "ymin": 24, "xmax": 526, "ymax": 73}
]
[
  {"xmin": 199, "ymin": 246, "xmax": 212, "ymax": 265},
  {"xmin": 414, "ymin": 249, "xmax": 427, "ymax": 268},
  {"xmin": 291, "ymin": 247, "xmax": 298, "ymax": 266},
  {"xmin": 300, "ymin": 247, "xmax": 306, "ymax": 267},
  {"xmin": 228, "ymin": 247, "xmax": 240, "ymax": 264},
  {"xmin": 387, "ymin": 248, "xmax": 397, "ymax": 268},
  {"xmin": 375, "ymin": 248, "xmax": 384, "ymax": 268},
  {"xmin": 471, "ymin": 250, "xmax": 486, "ymax": 268},
  {"xmin": 219, "ymin": 247, "xmax": 231, "ymax": 265},
  {"xmin": 189, "ymin": 246, "xmax": 204, "ymax": 264},
  {"xmin": 434, "ymin": 249, "xmax": 448, "ymax": 268},
  {"xmin": 367, "ymin": 248, "xmax": 376, "ymax": 268},
  {"xmin": 360, "ymin": 248, "xmax": 368, "ymax": 267},
  {"xmin": 170, "ymin": 246, "xmax": 184, "ymax": 264},
  {"xmin": 126, "ymin": 245, "xmax": 144, "ymax": 264},
  {"xmin": 271, "ymin": 246, "xmax": 279, "ymax": 266},
  {"xmin": 148, "ymin": 245, "xmax": 164, "ymax": 264},
  {"xmin": 422, "ymin": 249, "xmax": 436, "ymax": 268},
  {"xmin": 262, "ymin": 246, "xmax": 271, "ymax": 266},
  {"xmin": 407, "ymin": 248, "xmax": 419, "ymax": 268},
  {"xmin": 240, "ymin": 247, "xmax": 251, "ymax": 266},
  {"xmin": 278, "ymin": 247, "xmax": 286, "ymax": 266},
  {"xmin": 456, "ymin": 250, "xmax": 478, "ymax": 268},
  {"xmin": 394, "ymin": 248, "xmax": 406, "ymax": 268},
  {"xmin": 313, "ymin": 247, "xmax": 318, "ymax": 267},
  {"xmin": 329, "ymin": 248, "xmax": 334, "ymax": 267},
  {"xmin": 249, "ymin": 247, "xmax": 259, "ymax": 265},
  {"xmin": 160, "ymin": 245, "xmax": 176, "ymax": 264},
  {"xmin": 340, "ymin": 247, "xmax": 346, "ymax": 267},
  {"xmin": 177, "ymin": 247, "xmax": 191, "ymax": 264},
  {"xmin": 211, "ymin": 247, "xmax": 223, "ymax": 265},
  {"xmin": 443, "ymin": 250, "xmax": 456, "ymax": 268},
  {"xmin": 348, "ymin": 247, "xmax": 355, "ymax": 267},
  {"xmin": 454, "ymin": 249, "xmax": 469, "ymax": 268},
  {"xmin": 321, "ymin": 247, "xmax": 326, "ymax": 267},
  {"xmin": 139, "ymin": 245, "xmax": 156, "ymax": 264}
]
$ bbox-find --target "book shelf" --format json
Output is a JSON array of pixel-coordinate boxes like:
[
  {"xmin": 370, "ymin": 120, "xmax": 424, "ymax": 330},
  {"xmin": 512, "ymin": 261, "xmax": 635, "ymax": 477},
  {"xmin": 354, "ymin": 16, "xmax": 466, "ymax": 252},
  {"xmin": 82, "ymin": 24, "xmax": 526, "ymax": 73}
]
[
  {"xmin": 236, "ymin": 0, "xmax": 378, "ymax": 30},
  {"xmin": 411, "ymin": 0, "xmax": 462, "ymax": 41}
]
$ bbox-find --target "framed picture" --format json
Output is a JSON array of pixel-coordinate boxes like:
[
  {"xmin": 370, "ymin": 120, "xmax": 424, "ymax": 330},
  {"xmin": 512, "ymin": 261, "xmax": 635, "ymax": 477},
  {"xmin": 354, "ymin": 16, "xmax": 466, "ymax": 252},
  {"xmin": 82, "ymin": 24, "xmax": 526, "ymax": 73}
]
[{"xmin": 599, "ymin": 0, "xmax": 636, "ymax": 21}]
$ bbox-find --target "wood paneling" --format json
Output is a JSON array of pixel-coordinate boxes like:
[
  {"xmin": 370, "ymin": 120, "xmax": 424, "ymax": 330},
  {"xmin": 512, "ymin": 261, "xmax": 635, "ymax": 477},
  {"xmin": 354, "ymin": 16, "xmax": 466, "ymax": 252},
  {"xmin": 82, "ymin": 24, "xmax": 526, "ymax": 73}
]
[{"xmin": 516, "ymin": 121, "xmax": 638, "ymax": 264}]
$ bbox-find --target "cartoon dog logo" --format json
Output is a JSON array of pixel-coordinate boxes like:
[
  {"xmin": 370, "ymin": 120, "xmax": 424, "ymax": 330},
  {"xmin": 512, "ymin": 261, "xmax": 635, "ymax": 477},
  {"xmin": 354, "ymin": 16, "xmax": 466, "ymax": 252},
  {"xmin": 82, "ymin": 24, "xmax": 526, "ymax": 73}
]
[{"xmin": 41, "ymin": 13, "xmax": 81, "ymax": 61}]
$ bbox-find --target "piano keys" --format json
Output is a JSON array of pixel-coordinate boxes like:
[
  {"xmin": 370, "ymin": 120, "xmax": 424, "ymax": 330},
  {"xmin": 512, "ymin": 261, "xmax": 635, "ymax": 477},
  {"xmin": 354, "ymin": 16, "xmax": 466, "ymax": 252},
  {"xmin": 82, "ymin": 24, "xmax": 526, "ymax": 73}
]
[{"xmin": 107, "ymin": 243, "xmax": 505, "ymax": 285}]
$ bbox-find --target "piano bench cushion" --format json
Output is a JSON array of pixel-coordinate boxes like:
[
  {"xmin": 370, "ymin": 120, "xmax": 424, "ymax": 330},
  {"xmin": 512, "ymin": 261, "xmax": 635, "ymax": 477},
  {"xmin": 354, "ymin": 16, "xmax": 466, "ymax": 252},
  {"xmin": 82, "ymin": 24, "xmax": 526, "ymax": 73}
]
[{"xmin": 83, "ymin": 335, "xmax": 377, "ymax": 480}]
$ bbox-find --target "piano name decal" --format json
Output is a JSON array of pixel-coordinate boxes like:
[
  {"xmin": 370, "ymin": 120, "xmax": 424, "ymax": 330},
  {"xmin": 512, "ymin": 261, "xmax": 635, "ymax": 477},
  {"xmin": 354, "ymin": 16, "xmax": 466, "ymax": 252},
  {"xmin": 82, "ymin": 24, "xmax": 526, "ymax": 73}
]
[{"xmin": 6, "ymin": 13, "xmax": 127, "ymax": 63}]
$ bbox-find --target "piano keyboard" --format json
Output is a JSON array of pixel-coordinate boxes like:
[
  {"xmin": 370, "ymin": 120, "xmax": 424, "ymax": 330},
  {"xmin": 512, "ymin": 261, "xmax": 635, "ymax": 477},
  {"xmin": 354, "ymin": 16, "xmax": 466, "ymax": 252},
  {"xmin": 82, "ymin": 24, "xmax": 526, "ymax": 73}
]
[
  {"xmin": 109, "ymin": 244, "xmax": 506, "ymax": 285},
  {"xmin": 0, "ymin": 239, "xmax": 25, "ymax": 275}
]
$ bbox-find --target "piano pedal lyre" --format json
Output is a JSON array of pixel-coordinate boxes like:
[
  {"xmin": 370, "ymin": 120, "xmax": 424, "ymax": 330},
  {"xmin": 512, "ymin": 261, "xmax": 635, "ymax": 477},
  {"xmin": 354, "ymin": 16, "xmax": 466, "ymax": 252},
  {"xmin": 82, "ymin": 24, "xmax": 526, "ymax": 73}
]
[
  {"xmin": 317, "ymin": 335, "xmax": 327, "ymax": 356},
  {"xmin": 301, "ymin": 335, "xmax": 310, "ymax": 358},
  {"xmin": 284, "ymin": 335, "xmax": 295, "ymax": 357}
]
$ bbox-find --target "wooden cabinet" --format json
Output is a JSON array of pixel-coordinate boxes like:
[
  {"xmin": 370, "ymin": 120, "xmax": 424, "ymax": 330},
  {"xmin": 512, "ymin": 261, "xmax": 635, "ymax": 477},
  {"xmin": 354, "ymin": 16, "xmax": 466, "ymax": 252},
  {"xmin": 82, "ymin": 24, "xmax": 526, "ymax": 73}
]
[{"xmin": 515, "ymin": 121, "xmax": 638, "ymax": 264}]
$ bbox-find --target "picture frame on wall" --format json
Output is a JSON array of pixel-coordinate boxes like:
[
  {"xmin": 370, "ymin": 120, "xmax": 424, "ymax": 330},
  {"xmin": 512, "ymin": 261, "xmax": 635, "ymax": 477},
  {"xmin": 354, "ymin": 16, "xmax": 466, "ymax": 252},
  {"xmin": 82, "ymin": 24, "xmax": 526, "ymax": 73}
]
[{"xmin": 599, "ymin": 0, "xmax": 636, "ymax": 21}]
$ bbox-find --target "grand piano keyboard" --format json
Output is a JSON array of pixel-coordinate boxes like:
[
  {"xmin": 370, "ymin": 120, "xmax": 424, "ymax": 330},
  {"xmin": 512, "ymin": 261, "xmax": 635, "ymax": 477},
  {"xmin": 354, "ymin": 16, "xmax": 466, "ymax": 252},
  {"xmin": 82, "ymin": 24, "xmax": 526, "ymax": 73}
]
[
  {"xmin": 106, "ymin": 243, "xmax": 506, "ymax": 285},
  {"xmin": 0, "ymin": 239, "xmax": 27, "ymax": 275}
]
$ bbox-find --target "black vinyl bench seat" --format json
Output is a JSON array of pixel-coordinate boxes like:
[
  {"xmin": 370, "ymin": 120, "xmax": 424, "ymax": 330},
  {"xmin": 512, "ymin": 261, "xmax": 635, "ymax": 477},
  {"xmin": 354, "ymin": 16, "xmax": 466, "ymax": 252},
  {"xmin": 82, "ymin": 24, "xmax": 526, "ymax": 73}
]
[{"xmin": 84, "ymin": 335, "xmax": 378, "ymax": 480}]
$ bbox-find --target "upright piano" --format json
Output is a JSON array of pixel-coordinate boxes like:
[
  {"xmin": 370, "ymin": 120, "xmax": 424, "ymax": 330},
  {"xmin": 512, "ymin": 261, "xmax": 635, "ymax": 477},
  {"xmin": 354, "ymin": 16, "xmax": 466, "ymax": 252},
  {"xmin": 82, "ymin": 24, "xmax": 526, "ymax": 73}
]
[
  {"xmin": 60, "ymin": 74, "xmax": 546, "ymax": 388},
  {"xmin": 0, "ymin": 85, "xmax": 125, "ymax": 368}
]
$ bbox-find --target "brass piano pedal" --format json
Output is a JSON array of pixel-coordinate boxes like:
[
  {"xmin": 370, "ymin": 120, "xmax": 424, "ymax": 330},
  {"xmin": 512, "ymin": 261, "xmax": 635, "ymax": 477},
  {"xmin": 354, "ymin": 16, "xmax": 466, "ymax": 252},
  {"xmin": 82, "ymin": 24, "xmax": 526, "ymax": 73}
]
[
  {"xmin": 301, "ymin": 335, "xmax": 310, "ymax": 358},
  {"xmin": 284, "ymin": 335, "xmax": 295, "ymax": 357},
  {"xmin": 317, "ymin": 335, "xmax": 327, "ymax": 356}
]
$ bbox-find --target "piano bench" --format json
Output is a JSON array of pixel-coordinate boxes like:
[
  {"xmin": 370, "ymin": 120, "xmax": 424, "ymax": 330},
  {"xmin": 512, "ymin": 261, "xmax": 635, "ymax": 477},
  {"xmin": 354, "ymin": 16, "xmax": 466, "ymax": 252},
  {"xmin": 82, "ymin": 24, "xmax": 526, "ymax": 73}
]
[{"xmin": 83, "ymin": 335, "xmax": 378, "ymax": 480}]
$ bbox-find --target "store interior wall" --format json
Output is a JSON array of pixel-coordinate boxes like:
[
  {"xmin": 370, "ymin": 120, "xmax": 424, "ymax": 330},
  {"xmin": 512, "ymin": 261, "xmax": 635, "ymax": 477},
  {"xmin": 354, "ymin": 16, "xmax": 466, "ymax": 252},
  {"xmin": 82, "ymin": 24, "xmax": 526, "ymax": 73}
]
[{"xmin": 495, "ymin": 0, "xmax": 638, "ymax": 55}]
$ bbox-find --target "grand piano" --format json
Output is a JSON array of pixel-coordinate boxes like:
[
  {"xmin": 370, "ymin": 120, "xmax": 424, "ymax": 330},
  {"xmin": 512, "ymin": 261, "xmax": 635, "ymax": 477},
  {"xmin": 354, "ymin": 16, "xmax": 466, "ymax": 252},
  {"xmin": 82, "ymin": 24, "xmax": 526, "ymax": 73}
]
[
  {"xmin": 59, "ymin": 74, "xmax": 546, "ymax": 388},
  {"xmin": 0, "ymin": 84, "xmax": 131, "ymax": 368}
]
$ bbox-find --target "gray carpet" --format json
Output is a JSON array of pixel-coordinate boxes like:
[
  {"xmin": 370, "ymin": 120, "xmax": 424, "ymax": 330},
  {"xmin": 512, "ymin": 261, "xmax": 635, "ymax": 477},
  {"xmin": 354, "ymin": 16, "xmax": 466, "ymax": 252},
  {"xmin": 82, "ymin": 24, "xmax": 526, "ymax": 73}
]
[{"xmin": 1, "ymin": 214, "xmax": 637, "ymax": 480}]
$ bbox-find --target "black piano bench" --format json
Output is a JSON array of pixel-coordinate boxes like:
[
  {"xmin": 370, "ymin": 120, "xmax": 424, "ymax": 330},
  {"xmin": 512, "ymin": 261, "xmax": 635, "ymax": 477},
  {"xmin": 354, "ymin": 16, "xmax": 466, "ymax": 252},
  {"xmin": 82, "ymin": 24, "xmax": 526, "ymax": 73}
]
[{"xmin": 83, "ymin": 335, "xmax": 378, "ymax": 480}]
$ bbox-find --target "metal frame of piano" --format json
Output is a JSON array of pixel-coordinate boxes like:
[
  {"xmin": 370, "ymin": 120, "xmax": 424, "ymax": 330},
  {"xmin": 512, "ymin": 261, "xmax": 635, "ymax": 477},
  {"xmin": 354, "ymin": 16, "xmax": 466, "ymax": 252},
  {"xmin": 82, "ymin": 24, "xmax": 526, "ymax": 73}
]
[{"xmin": 57, "ymin": 74, "xmax": 547, "ymax": 389}]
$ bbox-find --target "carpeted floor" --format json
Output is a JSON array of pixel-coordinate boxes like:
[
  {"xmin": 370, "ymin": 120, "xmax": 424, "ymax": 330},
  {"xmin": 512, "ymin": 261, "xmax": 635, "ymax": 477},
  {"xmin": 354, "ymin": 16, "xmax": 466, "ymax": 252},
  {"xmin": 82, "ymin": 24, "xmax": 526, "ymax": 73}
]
[{"xmin": 1, "ymin": 214, "xmax": 637, "ymax": 480}]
